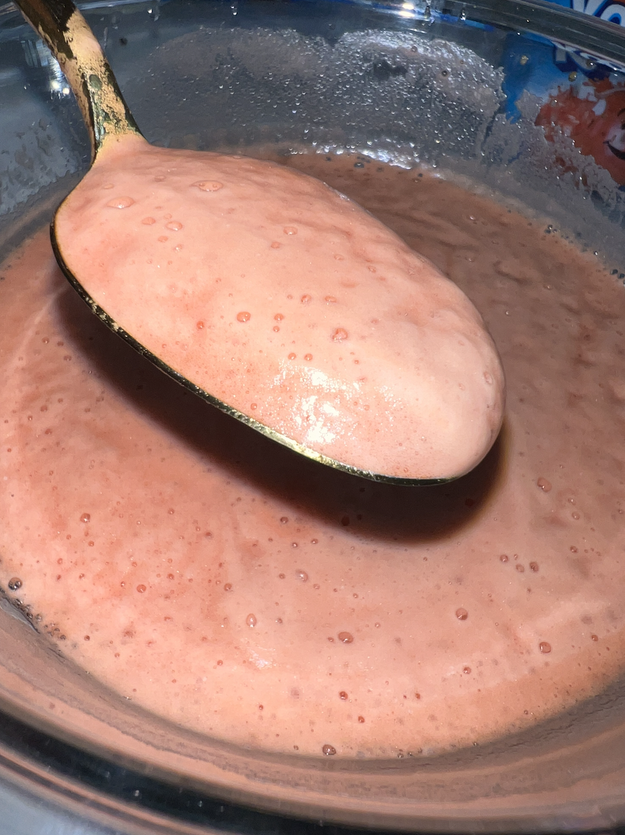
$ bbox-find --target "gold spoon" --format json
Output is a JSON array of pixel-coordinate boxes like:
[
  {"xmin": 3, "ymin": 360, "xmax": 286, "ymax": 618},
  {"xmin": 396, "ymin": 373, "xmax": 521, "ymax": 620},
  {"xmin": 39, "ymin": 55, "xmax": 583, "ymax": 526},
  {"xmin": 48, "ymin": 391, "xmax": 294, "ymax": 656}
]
[{"xmin": 14, "ymin": 0, "xmax": 505, "ymax": 485}]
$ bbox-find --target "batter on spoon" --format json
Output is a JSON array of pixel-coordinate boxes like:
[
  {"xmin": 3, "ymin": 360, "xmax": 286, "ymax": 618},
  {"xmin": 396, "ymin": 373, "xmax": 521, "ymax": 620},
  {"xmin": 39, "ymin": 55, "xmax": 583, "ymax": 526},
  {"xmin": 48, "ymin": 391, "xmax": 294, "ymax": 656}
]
[{"xmin": 54, "ymin": 135, "xmax": 504, "ymax": 482}]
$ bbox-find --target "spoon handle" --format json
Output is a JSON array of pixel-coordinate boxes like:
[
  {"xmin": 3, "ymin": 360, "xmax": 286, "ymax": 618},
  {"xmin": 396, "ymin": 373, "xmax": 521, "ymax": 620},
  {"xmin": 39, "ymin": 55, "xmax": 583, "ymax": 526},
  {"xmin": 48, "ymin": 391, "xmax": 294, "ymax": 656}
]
[{"xmin": 14, "ymin": 0, "xmax": 141, "ymax": 158}]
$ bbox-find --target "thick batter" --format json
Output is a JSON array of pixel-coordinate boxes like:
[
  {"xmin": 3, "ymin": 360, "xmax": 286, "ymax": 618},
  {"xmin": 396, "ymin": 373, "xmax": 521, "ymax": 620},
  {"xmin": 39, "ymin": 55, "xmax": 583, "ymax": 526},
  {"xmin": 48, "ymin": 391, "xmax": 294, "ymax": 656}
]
[
  {"xmin": 1, "ymin": 154, "xmax": 624, "ymax": 758},
  {"xmin": 54, "ymin": 135, "xmax": 504, "ymax": 482}
]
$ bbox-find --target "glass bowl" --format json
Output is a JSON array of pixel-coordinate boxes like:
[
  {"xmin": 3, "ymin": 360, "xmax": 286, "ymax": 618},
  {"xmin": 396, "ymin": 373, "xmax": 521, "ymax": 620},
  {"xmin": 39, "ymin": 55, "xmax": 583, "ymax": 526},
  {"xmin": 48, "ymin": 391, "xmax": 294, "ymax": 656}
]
[{"xmin": 2, "ymin": 0, "xmax": 625, "ymax": 831}]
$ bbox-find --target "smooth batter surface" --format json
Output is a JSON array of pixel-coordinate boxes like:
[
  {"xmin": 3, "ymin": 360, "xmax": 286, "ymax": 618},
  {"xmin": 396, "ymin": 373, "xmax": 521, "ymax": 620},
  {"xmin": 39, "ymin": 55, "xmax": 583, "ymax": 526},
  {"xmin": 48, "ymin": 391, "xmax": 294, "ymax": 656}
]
[
  {"xmin": 54, "ymin": 135, "xmax": 504, "ymax": 482},
  {"xmin": 1, "ymin": 155, "xmax": 624, "ymax": 759}
]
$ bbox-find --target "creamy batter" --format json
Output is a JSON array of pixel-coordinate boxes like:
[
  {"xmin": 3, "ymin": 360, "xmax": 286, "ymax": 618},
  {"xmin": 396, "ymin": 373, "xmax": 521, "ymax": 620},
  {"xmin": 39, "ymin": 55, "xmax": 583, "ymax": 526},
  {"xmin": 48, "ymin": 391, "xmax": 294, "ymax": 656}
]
[
  {"xmin": 54, "ymin": 135, "xmax": 504, "ymax": 482},
  {"xmin": 1, "ymin": 154, "xmax": 624, "ymax": 759}
]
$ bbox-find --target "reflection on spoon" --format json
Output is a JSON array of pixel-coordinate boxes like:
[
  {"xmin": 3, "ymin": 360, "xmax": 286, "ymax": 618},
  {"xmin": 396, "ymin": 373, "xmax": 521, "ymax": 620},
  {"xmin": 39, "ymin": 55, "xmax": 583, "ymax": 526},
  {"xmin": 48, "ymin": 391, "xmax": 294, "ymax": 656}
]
[{"xmin": 16, "ymin": 0, "xmax": 505, "ymax": 485}]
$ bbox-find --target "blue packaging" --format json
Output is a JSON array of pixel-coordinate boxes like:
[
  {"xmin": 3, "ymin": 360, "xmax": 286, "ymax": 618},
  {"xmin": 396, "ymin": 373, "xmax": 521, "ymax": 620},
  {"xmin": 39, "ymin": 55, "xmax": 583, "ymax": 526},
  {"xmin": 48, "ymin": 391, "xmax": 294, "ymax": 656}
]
[{"xmin": 503, "ymin": 0, "xmax": 625, "ymax": 185}]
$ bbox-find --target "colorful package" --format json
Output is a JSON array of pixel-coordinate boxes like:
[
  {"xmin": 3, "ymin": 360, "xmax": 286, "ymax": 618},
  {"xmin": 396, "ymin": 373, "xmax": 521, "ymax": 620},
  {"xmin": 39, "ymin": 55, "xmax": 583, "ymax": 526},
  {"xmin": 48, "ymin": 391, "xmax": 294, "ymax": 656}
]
[{"xmin": 502, "ymin": 0, "xmax": 625, "ymax": 185}]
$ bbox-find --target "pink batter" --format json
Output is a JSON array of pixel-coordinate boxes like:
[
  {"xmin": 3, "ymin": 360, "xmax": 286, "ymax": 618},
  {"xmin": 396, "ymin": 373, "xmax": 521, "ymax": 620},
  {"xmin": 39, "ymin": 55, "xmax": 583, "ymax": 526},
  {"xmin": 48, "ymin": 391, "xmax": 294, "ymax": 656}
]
[
  {"xmin": 54, "ymin": 135, "xmax": 504, "ymax": 481},
  {"xmin": 1, "ymin": 155, "xmax": 624, "ymax": 759}
]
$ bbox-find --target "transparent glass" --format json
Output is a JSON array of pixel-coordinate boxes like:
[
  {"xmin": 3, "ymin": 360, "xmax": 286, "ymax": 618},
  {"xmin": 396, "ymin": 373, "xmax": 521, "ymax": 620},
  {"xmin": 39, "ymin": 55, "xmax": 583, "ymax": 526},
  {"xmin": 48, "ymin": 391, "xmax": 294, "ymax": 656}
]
[{"xmin": 2, "ymin": 0, "xmax": 625, "ymax": 831}]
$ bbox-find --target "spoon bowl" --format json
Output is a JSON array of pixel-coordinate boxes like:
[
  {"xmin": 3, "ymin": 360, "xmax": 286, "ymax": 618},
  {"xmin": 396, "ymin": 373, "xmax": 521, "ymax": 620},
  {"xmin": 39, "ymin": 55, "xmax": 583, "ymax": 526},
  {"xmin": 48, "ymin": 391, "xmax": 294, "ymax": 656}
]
[{"xmin": 15, "ymin": 0, "xmax": 505, "ymax": 485}]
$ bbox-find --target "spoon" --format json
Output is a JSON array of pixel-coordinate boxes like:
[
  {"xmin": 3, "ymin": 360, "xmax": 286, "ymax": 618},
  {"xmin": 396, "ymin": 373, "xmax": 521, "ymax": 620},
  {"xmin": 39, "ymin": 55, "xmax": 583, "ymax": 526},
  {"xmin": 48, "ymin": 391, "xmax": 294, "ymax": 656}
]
[{"xmin": 15, "ymin": 0, "xmax": 505, "ymax": 485}]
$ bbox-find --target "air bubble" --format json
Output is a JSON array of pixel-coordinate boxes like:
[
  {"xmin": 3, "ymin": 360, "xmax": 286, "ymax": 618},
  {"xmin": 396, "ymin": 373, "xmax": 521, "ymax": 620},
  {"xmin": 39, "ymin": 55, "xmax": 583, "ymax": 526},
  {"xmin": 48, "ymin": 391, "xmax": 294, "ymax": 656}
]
[
  {"xmin": 455, "ymin": 608, "xmax": 468, "ymax": 620},
  {"xmin": 236, "ymin": 312, "xmax": 251, "ymax": 323},
  {"xmin": 106, "ymin": 196, "xmax": 134, "ymax": 209},
  {"xmin": 295, "ymin": 570, "xmax": 308, "ymax": 582},
  {"xmin": 246, "ymin": 613, "xmax": 257, "ymax": 627},
  {"xmin": 8, "ymin": 577, "xmax": 22, "ymax": 591},
  {"xmin": 537, "ymin": 477, "xmax": 552, "ymax": 492},
  {"xmin": 194, "ymin": 181, "xmax": 223, "ymax": 192},
  {"xmin": 166, "ymin": 221, "xmax": 183, "ymax": 232},
  {"xmin": 539, "ymin": 641, "xmax": 552, "ymax": 654},
  {"xmin": 322, "ymin": 744, "xmax": 337, "ymax": 756},
  {"xmin": 81, "ymin": 513, "xmax": 91, "ymax": 523},
  {"xmin": 338, "ymin": 631, "xmax": 354, "ymax": 644},
  {"xmin": 332, "ymin": 328, "xmax": 348, "ymax": 342}
]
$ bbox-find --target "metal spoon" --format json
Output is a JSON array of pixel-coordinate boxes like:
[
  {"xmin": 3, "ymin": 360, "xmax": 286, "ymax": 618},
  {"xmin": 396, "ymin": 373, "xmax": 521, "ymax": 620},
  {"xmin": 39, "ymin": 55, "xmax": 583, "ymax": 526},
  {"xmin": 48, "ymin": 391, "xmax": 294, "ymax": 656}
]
[{"xmin": 14, "ymin": 0, "xmax": 505, "ymax": 485}]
